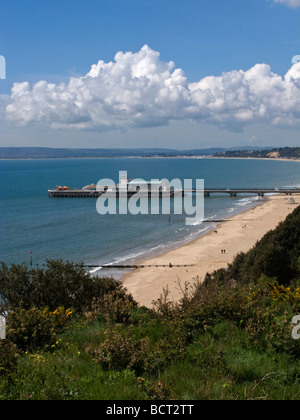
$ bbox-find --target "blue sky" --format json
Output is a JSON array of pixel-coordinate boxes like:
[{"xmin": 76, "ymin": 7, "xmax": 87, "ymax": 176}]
[{"xmin": 0, "ymin": 0, "xmax": 300, "ymax": 149}]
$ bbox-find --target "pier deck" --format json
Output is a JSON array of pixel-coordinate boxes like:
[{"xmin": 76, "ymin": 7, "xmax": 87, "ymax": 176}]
[{"xmin": 48, "ymin": 188, "xmax": 300, "ymax": 198}]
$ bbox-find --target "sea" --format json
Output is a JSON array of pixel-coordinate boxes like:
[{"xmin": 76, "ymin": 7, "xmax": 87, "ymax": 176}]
[{"xmin": 1, "ymin": 158, "xmax": 299, "ymax": 279}]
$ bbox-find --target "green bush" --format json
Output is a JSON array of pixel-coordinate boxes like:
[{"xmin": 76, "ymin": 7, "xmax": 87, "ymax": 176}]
[
  {"xmin": 6, "ymin": 308, "xmax": 57, "ymax": 352},
  {"xmin": 86, "ymin": 291, "xmax": 137, "ymax": 325},
  {"xmin": 151, "ymin": 289, "xmax": 188, "ymax": 360},
  {"xmin": 245, "ymin": 307, "xmax": 300, "ymax": 358},
  {"xmin": 0, "ymin": 340, "xmax": 19, "ymax": 376},
  {"xmin": 88, "ymin": 327, "xmax": 155, "ymax": 375},
  {"xmin": 0, "ymin": 259, "xmax": 135, "ymax": 315},
  {"xmin": 184, "ymin": 279, "xmax": 254, "ymax": 337}
]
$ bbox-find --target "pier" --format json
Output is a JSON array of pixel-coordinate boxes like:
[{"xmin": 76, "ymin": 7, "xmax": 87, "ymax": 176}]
[
  {"xmin": 201, "ymin": 188, "xmax": 299, "ymax": 197},
  {"xmin": 48, "ymin": 189, "xmax": 180, "ymax": 198},
  {"xmin": 48, "ymin": 187, "xmax": 300, "ymax": 198}
]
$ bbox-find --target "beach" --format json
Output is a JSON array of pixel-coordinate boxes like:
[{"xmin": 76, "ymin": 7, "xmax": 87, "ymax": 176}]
[{"xmin": 122, "ymin": 194, "xmax": 300, "ymax": 308}]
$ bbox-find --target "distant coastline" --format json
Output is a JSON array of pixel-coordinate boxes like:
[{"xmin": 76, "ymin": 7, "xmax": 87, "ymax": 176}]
[
  {"xmin": 0, "ymin": 146, "xmax": 299, "ymax": 161},
  {"xmin": 143, "ymin": 156, "xmax": 300, "ymax": 162},
  {"xmin": 1, "ymin": 156, "xmax": 299, "ymax": 163}
]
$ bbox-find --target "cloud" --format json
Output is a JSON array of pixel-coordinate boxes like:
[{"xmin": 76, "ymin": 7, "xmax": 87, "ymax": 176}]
[
  {"xmin": 271, "ymin": 0, "xmax": 300, "ymax": 8},
  {"xmin": 5, "ymin": 45, "xmax": 300, "ymax": 133},
  {"xmin": 0, "ymin": 95, "xmax": 10, "ymax": 121}
]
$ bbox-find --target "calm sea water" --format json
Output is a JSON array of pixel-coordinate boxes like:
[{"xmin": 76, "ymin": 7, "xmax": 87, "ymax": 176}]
[{"xmin": 1, "ymin": 158, "xmax": 299, "ymax": 278}]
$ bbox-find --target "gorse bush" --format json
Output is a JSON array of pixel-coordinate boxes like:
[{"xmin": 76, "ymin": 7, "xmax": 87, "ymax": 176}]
[
  {"xmin": 85, "ymin": 291, "xmax": 137, "ymax": 325},
  {"xmin": 46, "ymin": 307, "xmax": 73, "ymax": 330},
  {"xmin": 245, "ymin": 307, "xmax": 300, "ymax": 358},
  {"xmin": 87, "ymin": 326, "xmax": 155, "ymax": 375},
  {"xmin": 6, "ymin": 308, "xmax": 57, "ymax": 352},
  {"xmin": 6, "ymin": 306, "xmax": 73, "ymax": 352}
]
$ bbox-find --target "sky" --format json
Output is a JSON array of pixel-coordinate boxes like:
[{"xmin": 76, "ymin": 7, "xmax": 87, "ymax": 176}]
[{"xmin": 0, "ymin": 0, "xmax": 300, "ymax": 150}]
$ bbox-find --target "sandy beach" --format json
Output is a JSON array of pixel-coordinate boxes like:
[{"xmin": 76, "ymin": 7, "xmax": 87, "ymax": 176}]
[{"xmin": 122, "ymin": 194, "xmax": 300, "ymax": 308}]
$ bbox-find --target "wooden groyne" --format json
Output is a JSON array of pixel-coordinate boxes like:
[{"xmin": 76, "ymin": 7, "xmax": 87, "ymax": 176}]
[{"xmin": 84, "ymin": 263, "xmax": 195, "ymax": 269}]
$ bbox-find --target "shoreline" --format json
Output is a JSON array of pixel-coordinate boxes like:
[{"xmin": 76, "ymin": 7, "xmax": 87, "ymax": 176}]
[
  {"xmin": 0, "ymin": 157, "xmax": 299, "ymax": 162},
  {"xmin": 142, "ymin": 157, "xmax": 300, "ymax": 163},
  {"xmin": 122, "ymin": 194, "xmax": 300, "ymax": 308}
]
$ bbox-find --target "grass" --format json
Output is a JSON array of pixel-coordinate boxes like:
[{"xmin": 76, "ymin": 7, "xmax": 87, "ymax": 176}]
[
  {"xmin": 160, "ymin": 323, "xmax": 300, "ymax": 400},
  {"xmin": 1, "ymin": 316, "xmax": 300, "ymax": 400}
]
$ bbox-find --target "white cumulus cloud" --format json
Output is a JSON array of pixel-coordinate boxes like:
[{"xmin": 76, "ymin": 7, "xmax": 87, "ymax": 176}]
[
  {"xmin": 271, "ymin": 0, "xmax": 300, "ymax": 8},
  {"xmin": 5, "ymin": 45, "xmax": 300, "ymax": 133}
]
